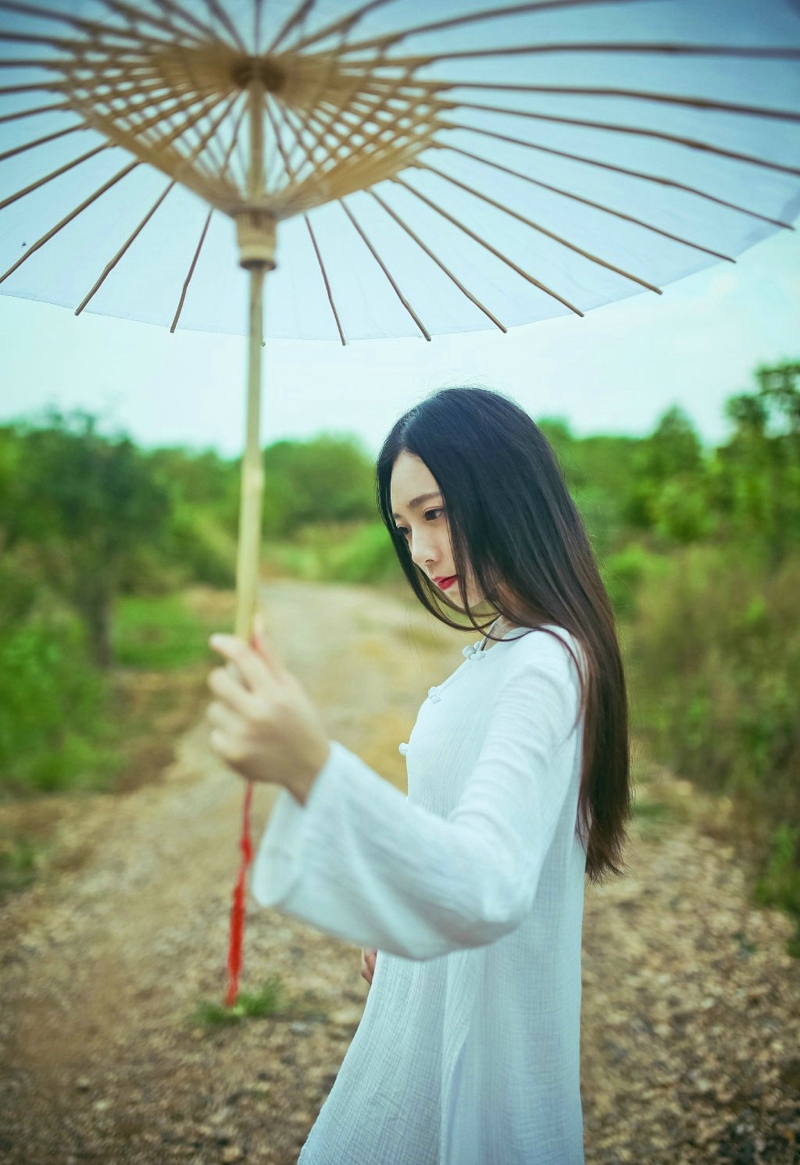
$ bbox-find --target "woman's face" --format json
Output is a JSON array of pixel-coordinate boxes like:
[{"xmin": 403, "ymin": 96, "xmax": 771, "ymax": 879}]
[{"xmin": 390, "ymin": 450, "xmax": 483, "ymax": 610}]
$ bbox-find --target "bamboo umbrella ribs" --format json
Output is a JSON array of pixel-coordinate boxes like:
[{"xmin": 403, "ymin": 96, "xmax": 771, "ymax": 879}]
[{"xmin": 2, "ymin": 0, "xmax": 800, "ymax": 1006}]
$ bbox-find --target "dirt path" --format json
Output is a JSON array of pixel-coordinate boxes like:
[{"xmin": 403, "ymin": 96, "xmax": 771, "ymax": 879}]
[{"xmin": 1, "ymin": 580, "xmax": 798, "ymax": 1165}]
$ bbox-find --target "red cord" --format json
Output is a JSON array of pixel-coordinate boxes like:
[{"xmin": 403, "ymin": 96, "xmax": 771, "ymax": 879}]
[{"xmin": 225, "ymin": 777, "xmax": 254, "ymax": 1008}]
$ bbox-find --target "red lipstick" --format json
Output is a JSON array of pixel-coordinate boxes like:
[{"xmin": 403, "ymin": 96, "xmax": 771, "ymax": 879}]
[{"xmin": 433, "ymin": 575, "xmax": 457, "ymax": 591}]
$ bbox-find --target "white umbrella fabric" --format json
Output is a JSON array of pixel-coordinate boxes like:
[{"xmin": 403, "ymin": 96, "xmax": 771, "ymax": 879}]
[
  {"xmin": 1, "ymin": 1, "xmax": 799, "ymax": 343},
  {"xmin": 1, "ymin": 0, "xmax": 799, "ymax": 1004}
]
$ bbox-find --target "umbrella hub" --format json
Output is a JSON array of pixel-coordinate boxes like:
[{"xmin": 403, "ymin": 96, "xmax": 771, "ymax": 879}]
[
  {"xmin": 231, "ymin": 57, "xmax": 286, "ymax": 93},
  {"xmin": 124, "ymin": 41, "xmax": 286, "ymax": 96},
  {"xmin": 235, "ymin": 209, "xmax": 277, "ymax": 271},
  {"xmin": 47, "ymin": 23, "xmax": 448, "ymax": 226}
]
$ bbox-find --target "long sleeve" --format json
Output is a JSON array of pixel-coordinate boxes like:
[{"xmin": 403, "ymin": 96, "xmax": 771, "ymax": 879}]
[{"xmin": 250, "ymin": 632, "xmax": 584, "ymax": 961}]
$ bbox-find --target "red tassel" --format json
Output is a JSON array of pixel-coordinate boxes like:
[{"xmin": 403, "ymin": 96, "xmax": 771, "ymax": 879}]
[{"xmin": 225, "ymin": 777, "xmax": 254, "ymax": 1008}]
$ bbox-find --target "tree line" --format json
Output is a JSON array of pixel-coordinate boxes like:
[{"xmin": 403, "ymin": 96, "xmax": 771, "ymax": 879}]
[{"xmin": 2, "ymin": 362, "xmax": 797, "ymax": 670}]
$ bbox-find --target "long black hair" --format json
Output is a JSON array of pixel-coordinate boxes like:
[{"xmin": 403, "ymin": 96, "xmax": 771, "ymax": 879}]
[{"xmin": 376, "ymin": 386, "xmax": 631, "ymax": 884}]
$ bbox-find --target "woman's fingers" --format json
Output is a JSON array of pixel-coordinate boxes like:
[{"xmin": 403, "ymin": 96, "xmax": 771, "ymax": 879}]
[
  {"xmin": 209, "ymin": 633, "xmax": 274, "ymax": 693},
  {"xmin": 207, "ymin": 665, "xmax": 259, "ymax": 718},
  {"xmin": 360, "ymin": 948, "xmax": 378, "ymax": 985},
  {"xmin": 252, "ymin": 613, "xmax": 290, "ymax": 679},
  {"xmin": 206, "ymin": 698, "xmax": 242, "ymax": 735}
]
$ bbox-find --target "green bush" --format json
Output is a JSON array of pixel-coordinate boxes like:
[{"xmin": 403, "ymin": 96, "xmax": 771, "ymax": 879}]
[
  {"xmin": 600, "ymin": 544, "xmax": 667, "ymax": 619},
  {"xmin": 755, "ymin": 824, "xmax": 800, "ymax": 958},
  {"xmin": 0, "ymin": 604, "xmax": 122, "ymax": 795},
  {"xmin": 261, "ymin": 434, "xmax": 376, "ymax": 537},
  {"xmin": 756, "ymin": 825, "xmax": 800, "ymax": 914},
  {"xmin": 262, "ymin": 521, "xmax": 401, "ymax": 587},
  {"xmin": 626, "ymin": 545, "xmax": 799, "ymax": 833},
  {"xmin": 112, "ymin": 592, "xmax": 215, "ymax": 669},
  {"xmin": 163, "ymin": 504, "xmax": 237, "ymax": 590},
  {"xmin": 326, "ymin": 521, "xmax": 402, "ymax": 585}
]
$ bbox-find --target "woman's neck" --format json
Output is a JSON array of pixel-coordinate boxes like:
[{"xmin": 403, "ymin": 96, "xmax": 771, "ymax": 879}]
[{"xmin": 481, "ymin": 614, "xmax": 517, "ymax": 651}]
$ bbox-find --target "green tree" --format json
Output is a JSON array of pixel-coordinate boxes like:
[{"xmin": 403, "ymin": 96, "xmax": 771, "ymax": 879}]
[
  {"xmin": 145, "ymin": 446, "xmax": 240, "ymax": 533},
  {"xmin": 261, "ymin": 433, "xmax": 376, "ymax": 538},
  {"xmin": 625, "ymin": 405, "xmax": 711, "ymax": 542},
  {"xmin": 139, "ymin": 445, "xmax": 239, "ymax": 589},
  {"xmin": 710, "ymin": 362, "xmax": 800, "ymax": 567},
  {"xmin": 1, "ymin": 409, "xmax": 173, "ymax": 667},
  {"xmin": 538, "ymin": 419, "xmax": 645, "ymax": 558}
]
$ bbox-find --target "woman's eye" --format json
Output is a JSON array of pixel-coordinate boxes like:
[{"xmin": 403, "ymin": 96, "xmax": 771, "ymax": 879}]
[{"xmin": 394, "ymin": 510, "xmax": 443, "ymax": 539}]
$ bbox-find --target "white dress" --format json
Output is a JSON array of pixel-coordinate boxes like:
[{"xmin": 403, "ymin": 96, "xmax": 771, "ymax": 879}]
[{"xmin": 251, "ymin": 622, "xmax": 588, "ymax": 1165}]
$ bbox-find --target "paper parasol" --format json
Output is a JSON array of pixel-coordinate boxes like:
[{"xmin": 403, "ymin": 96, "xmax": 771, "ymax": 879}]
[{"xmin": 2, "ymin": 0, "xmax": 800, "ymax": 1004}]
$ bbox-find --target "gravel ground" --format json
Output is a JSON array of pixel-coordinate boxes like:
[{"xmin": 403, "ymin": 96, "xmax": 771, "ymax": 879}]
[{"xmin": 1, "ymin": 580, "xmax": 797, "ymax": 1164}]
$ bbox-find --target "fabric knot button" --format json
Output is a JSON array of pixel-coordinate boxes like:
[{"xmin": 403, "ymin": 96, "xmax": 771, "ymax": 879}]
[
  {"xmin": 463, "ymin": 642, "xmax": 487, "ymax": 660},
  {"xmin": 427, "ymin": 686, "xmax": 441, "ymax": 703},
  {"xmin": 398, "ymin": 742, "xmax": 409, "ymax": 756}
]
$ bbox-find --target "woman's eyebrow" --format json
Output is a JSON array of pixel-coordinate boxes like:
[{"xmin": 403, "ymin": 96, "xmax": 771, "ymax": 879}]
[{"xmin": 392, "ymin": 491, "xmax": 441, "ymax": 520}]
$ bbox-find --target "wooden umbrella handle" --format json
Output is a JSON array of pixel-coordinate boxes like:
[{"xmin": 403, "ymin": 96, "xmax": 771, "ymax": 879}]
[
  {"xmin": 227, "ymin": 232, "xmax": 275, "ymax": 1010},
  {"xmin": 226, "ymin": 80, "xmax": 277, "ymax": 1009},
  {"xmin": 234, "ymin": 76, "xmax": 274, "ymax": 645},
  {"xmin": 234, "ymin": 260, "xmax": 267, "ymax": 645},
  {"xmin": 226, "ymin": 260, "xmax": 266, "ymax": 1009}
]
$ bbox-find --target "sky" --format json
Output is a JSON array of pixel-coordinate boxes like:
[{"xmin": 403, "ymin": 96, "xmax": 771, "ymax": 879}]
[{"xmin": 0, "ymin": 225, "xmax": 798, "ymax": 458}]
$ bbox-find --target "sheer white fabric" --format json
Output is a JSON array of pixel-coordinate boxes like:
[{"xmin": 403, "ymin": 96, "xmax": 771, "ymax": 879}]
[{"xmin": 251, "ymin": 624, "xmax": 589, "ymax": 1164}]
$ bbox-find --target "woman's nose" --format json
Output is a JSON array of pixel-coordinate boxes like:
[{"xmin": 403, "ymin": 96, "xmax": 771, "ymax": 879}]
[{"xmin": 410, "ymin": 532, "xmax": 437, "ymax": 570}]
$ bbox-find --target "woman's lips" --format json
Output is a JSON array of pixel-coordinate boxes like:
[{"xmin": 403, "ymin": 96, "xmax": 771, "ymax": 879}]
[{"xmin": 435, "ymin": 576, "xmax": 457, "ymax": 591}]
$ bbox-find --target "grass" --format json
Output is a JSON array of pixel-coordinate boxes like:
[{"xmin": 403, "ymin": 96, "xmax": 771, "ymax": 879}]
[
  {"xmin": 105, "ymin": 587, "xmax": 236, "ymax": 795},
  {"xmin": 0, "ymin": 833, "xmax": 41, "ymax": 900},
  {"xmin": 112, "ymin": 591, "xmax": 219, "ymax": 669},
  {"xmin": 630, "ymin": 799, "xmax": 675, "ymax": 835},
  {"xmin": 189, "ymin": 974, "xmax": 330, "ymax": 1029},
  {"xmin": 191, "ymin": 976, "xmax": 286, "ymax": 1026},
  {"xmin": 754, "ymin": 824, "xmax": 800, "ymax": 959}
]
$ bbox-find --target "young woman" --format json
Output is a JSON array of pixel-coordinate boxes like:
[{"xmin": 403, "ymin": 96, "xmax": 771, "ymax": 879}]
[{"xmin": 207, "ymin": 386, "xmax": 632, "ymax": 1165}]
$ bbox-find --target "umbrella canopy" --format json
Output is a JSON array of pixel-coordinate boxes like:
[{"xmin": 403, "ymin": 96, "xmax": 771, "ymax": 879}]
[{"xmin": 2, "ymin": 0, "xmax": 800, "ymax": 342}]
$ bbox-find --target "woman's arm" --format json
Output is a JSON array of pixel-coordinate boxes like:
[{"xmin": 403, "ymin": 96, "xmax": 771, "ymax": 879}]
[{"xmin": 251, "ymin": 633, "xmax": 583, "ymax": 961}]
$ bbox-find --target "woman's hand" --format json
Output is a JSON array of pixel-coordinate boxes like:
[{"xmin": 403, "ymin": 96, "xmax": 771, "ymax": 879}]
[
  {"xmin": 360, "ymin": 948, "xmax": 377, "ymax": 986},
  {"xmin": 206, "ymin": 619, "xmax": 331, "ymax": 805}
]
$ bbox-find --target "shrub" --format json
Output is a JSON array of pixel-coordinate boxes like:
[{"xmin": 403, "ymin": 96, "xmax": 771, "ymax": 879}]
[
  {"xmin": 600, "ymin": 544, "xmax": 667, "ymax": 619},
  {"xmin": 112, "ymin": 592, "xmax": 215, "ymax": 669},
  {"xmin": 262, "ymin": 521, "xmax": 401, "ymax": 587},
  {"xmin": 0, "ymin": 602, "xmax": 122, "ymax": 795},
  {"xmin": 627, "ymin": 545, "xmax": 799, "ymax": 839},
  {"xmin": 326, "ymin": 521, "xmax": 402, "ymax": 585}
]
